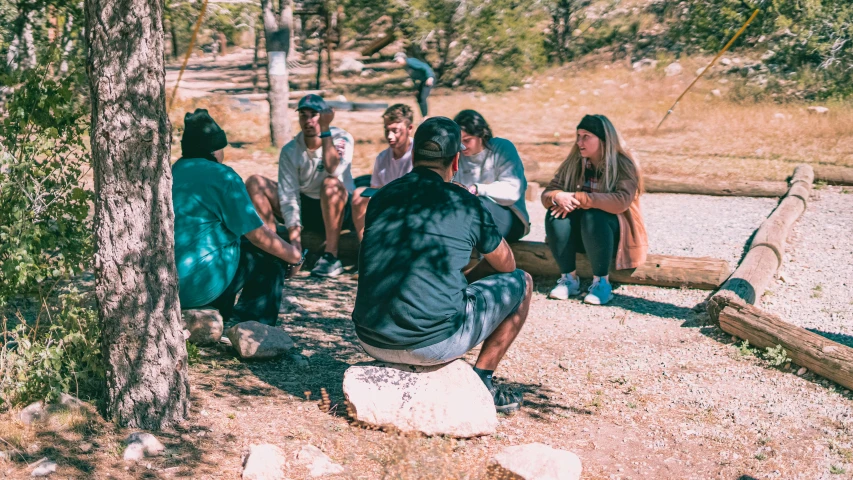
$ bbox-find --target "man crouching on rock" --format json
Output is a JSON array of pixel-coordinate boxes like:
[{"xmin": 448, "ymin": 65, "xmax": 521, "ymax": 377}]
[{"xmin": 351, "ymin": 117, "xmax": 532, "ymax": 413}]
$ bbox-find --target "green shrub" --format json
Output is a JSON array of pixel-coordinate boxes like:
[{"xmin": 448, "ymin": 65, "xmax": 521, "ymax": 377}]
[
  {"xmin": 668, "ymin": 0, "xmax": 853, "ymax": 99},
  {"xmin": 0, "ymin": 65, "xmax": 99, "ymax": 409}
]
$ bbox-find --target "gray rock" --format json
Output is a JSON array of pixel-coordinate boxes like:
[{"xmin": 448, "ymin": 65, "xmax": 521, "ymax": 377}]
[
  {"xmin": 227, "ymin": 322, "xmax": 294, "ymax": 359},
  {"xmin": 334, "ymin": 57, "xmax": 364, "ymax": 74},
  {"xmin": 665, "ymin": 62, "xmax": 683, "ymax": 77},
  {"xmin": 343, "ymin": 360, "xmax": 497, "ymax": 437},
  {"xmin": 711, "ymin": 89, "xmax": 722, "ymax": 98},
  {"xmin": 20, "ymin": 394, "xmax": 87, "ymax": 425},
  {"xmin": 295, "ymin": 444, "xmax": 345, "ymax": 477},
  {"xmin": 182, "ymin": 309, "xmax": 224, "ymax": 345},
  {"xmin": 124, "ymin": 432, "xmax": 165, "ymax": 461},
  {"xmin": 807, "ymin": 106, "xmax": 829, "ymax": 115},
  {"xmin": 242, "ymin": 444, "xmax": 286, "ymax": 480},
  {"xmin": 78, "ymin": 442, "xmax": 93, "ymax": 453},
  {"xmin": 632, "ymin": 58, "xmax": 657, "ymax": 71},
  {"xmin": 489, "ymin": 443, "xmax": 582, "ymax": 480},
  {"xmin": 29, "ymin": 458, "xmax": 57, "ymax": 477}
]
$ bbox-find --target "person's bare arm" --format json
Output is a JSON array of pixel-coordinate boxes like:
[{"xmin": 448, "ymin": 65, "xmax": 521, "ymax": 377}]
[
  {"xmin": 319, "ymin": 109, "xmax": 341, "ymax": 175},
  {"xmin": 244, "ymin": 224, "xmax": 302, "ymax": 264},
  {"xmin": 482, "ymin": 239, "xmax": 516, "ymax": 273}
]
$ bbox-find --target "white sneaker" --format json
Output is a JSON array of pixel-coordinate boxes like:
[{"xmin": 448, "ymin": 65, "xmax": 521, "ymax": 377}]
[{"xmin": 549, "ymin": 273, "xmax": 581, "ymax": 300}]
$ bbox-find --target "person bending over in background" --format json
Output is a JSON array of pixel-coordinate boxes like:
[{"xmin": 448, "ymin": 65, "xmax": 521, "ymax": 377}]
[
  {"xmin": 353, "ymin": 117, "xmax": 532, "ymax": 413},
  {"xmin": 452, "ymin": 109, "xmax": 530, "ymax": 243},
  {"xmin": 351, "ymin": 104, "xmax": 414, "ymax": 242},
  {"xmin": 541, "ymin": 114, "xmax": 647, "ymax": 306},
  {"xmin": 173, "ymin": 109, "xmax": 304, "ymax": 326},
  {"xmin": 394, "ymin": 52, "xmax": 435, "ymax": 118},
  {"xmin": 245, "ymin": 94, "xmax": 355, "ymax": 279}
]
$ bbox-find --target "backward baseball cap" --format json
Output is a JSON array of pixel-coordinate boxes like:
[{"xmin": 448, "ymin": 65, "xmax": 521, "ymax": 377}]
[
  {"xmin": 413, "ymin": 117, "xmax": 466, "ymax": 158},
  {"xmin": 297, "ymin": 94, "xmax": 328, "ymax": 112}
]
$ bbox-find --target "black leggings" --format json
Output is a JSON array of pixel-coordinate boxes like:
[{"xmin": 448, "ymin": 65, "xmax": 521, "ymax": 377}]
[
  {"xmin": 206, "ymin": 238, "xmax": 286, "ymax": 326},
  {"xmin": 479, "ymin": 197, "xmax": 525, "ymax": 243},
  {"xmin": 416, "ymin": 81, "xmax": 432, "ymax": 117},
  {"xmin": 545, "ymin": 208, "xmax": 619, "ymax": 277}
]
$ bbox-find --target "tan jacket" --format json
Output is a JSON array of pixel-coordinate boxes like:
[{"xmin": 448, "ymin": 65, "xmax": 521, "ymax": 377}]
[{"xmin": 544, "ymin": 164, "xmax": 648, "ymax": 270}]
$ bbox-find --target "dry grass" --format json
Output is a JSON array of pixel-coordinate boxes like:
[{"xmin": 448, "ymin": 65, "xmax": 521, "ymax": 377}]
[{"xmin": 172, "ymin": 55, "xmax": 853, "ymax": 185}]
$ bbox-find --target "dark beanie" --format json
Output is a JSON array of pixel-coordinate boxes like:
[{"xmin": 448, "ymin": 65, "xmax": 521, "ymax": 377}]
[
  {"xmin": 181, "ymin": 109, "xmax": 228, "ymax": 159},
  {"xmin": 577, "ymin": 114, "xmax": 606, "ymax": 142}
]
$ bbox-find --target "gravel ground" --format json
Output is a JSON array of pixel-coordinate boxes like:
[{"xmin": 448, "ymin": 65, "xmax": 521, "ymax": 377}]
[
  {"xmin": 525, "ymin": 193, "xmax": 778, "ymax": 266},
  {"xmin": 762, "ymin": 186, "xmax": 853, "ymax": 345}
]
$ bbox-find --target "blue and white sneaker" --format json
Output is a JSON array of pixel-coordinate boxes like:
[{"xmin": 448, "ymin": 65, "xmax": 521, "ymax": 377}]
[
  {"xmin": 584, "ymin": 277, "xmax": 613, "ymax": 305},
  {"xmin": 548, "ymin": 273, "xmax": 581, "ymax": 300}
]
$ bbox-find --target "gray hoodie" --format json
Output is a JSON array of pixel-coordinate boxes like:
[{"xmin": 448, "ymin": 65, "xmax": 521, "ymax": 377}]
[{"xmin": 453, "ymin": 137, "xmax": 530, "ymax": 236}]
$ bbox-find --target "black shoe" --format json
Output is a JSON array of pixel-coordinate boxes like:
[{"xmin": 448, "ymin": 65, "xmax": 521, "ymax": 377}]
[
  {"xmin": 489, "ymin": 384, "xmax": 523, "ymax": 413},
  {"xmin": 311, "ymin": 252, "xmax": 344, "ymax": 277}
]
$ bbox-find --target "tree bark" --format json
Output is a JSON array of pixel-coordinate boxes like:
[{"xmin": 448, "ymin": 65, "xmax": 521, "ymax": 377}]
[
  {"xmin": 85, "ymin": 0, "xmax": 189, "ymax": 429},
  {"xmin": 263, "ymin": 0, "xmax": 292, "ymax": 148},
  {"xmin": 59, "ymin": 12, "xmax": 75, "ymax": 74}
]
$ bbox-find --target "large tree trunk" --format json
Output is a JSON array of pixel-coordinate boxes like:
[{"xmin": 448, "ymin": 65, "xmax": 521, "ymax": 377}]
[
  {"xmin": 262, "ymin": 0, "xmax": 292, "ymax": 148},
  {"xmin": 85, "ymin": 0, "xmax": 189, "ymax": 429}
]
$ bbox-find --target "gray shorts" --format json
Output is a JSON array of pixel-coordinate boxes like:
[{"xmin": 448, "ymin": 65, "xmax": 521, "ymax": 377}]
[{"xmin": 359, "ymin": 269, "xmax": 528, "ymax": 366}]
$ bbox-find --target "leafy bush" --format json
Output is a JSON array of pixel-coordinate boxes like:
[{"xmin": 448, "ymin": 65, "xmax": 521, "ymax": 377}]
[
  {"xmin": 668, "ymin": 0, "xmax": 853, "ymax": 99},
  {"xmin": 0, "ymin": 65, "xmax": 99, "ymax": 409}
]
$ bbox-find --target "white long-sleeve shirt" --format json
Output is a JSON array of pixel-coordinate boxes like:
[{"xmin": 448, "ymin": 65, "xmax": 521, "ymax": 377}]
[
  {"xmin": 277, "ymin": 127, "xmax": 355, "ymax": 229},
  {"xmin": 453, "ymin": 137, "xmax": 530, "ymax": 235}
]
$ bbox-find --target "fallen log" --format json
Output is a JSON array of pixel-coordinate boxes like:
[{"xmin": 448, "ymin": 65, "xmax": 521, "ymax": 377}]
[
  {"xmin": 715, "ymin": 296, "xmax": 853, "ymax": 392},
  {"xmin": 709, "ymin": 165, "xmax": 813, "ymax": 319},
  {"xmin": 360, "ymin": 29, "xmax": 396, "ymax": 57},
  {"xmin": 301, "ymin": 232, "xmax": 731, "ymax": 290},
  {"xmin": 527, "ymin": 174, "xmax": 788, "ymax": 197},
  {"xmin": 813, "ymin": 165, "xmax": 853, "ymax": 186}
]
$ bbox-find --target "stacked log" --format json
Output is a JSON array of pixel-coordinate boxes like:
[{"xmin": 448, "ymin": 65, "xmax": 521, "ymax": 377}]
[
  {"xmin": 528, "ymin": 173, "xmax": 788, "ymax": 198},
  {"xmin": 301, "ymin": 233, "xmax": 731, "ymax": 290},
  {"xmin": 813, "ymin": 165, "xmax": 853, "ymax": 186},
  {"xmin": 709, "ymin": 164, "xmax": 813, "ymax": 317}
]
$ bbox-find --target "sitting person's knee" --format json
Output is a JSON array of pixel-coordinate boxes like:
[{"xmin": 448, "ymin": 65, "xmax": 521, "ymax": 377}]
[{"xmin": 322, "ymin": 176, "xmax": 344, "ymax": 193}]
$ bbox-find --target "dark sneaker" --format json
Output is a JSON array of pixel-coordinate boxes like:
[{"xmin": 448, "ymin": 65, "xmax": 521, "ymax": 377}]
[
  {"xmin": 311, "ymin": 252, "xmax": 344, "ymax": 277},
  {"xmin": 489, "ymin": 384, "xmax": 523, "ymax": 414}
]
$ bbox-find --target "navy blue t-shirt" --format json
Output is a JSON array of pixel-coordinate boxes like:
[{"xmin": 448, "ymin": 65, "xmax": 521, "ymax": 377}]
[{"xmin": 353, "ymin": 167, "xmax": 502, "ymax": 350}]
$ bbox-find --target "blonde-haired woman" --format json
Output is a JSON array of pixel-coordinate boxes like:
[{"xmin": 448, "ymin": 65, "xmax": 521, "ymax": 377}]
[{"xmin": 541, "ymin": 114, "xmax": 647, "ymax": 305}]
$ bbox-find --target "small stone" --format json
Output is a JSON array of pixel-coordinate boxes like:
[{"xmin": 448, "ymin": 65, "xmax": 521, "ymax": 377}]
[
  {"xmin": 29, "ymin": 458, "xmax": 57, "ymax": 477},
  {"xmin": 761, "ymin": 50, "xmax": 776, "ymax": 60},
  {"xmin": 720, "ymin": 58, "xmax": 732, "ymax": 66},
  {"xmin": 334, "ymin": 57, "xmax": 364, "ymax": 74},
  {"xmin": 335, "ymin": 94, "xmax": 347, "ymax": 102},
  {"xmin": 343, "ymin": 360, "xmax": 497, "ymax": 437},
  {"xmin": 295, "ymin": 445, "xmax": 345, "ymax": 477},
  {"xmin": 20, "ymin": 401, "xmax": 46, "ymax": 425},
  {"xmin": 489, "ymin": 443, "xmax": 582, "ymax": 480},
  {"xmin": 78, "ymin": 442, "xmax": 93, "ymax": 453},
  {"xmin": 632, "ymin": 58, "xmax": 657, "ymax": 71},
  {"xmin": 182, "ymin": 310, "xmax": 224, "ymax": 345},
  {"xmin": 695, "ymin": 67, "xmax": 706, "ymax": 76},
  {"xmin": 807, "ymin": 106, "xmax": 829, "ymax": 115},
  {"xmin": 711, "ymin": 89, "xmax": 722, "ymax": 98},
  {"xmin": 125, "ymin": 432, "xmax": 165, "ymax": 459},
  {"xmin": 123, "ymin": 443, "xmax": 145, "ymax": 462},
  {"xmin": 227, "ymin": 321, "xmax": 294, "ymax": 359},
  {"xmin": 665, "ymin": 62, "xmax": 683, "ymax": 77},
  {"xmin": 774, "ymin": 113, "xmax": 787, "ymax": 120},
  {"xmin": 523, "ymin": 84, "xmax": 532, "ymax": 89},
  {"xmin": 797, "ymin": 367, "xmax": 808, "ymax": 376},
  {"xmin": 242, "ymin": 444, "xmax": 286, "ymax": 480},
  {"xmin": 510, "ymin": 86, "xmax": 520, "ymax": 91}
]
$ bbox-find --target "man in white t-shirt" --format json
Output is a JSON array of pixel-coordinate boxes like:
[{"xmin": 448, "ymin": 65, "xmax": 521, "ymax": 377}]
[
  {"xmin": 351, "ymin": 104, "xmax": 414, "ymax": 242},
  {"xmin": 246, "ymin": 94, "xmax": 355, "ymax": 278}
]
